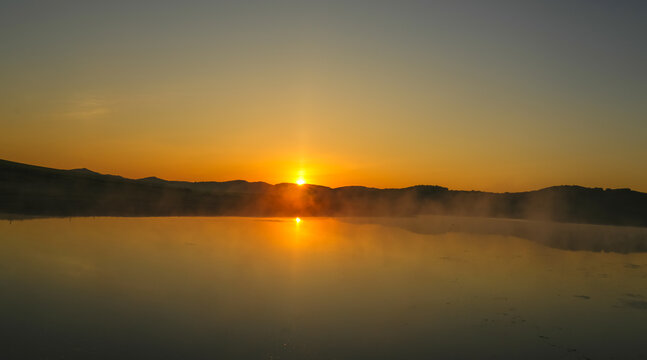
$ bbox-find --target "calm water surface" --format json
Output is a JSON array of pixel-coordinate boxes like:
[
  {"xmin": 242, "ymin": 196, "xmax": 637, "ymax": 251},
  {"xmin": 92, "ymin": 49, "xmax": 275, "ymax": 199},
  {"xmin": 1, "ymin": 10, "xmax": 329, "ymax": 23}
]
[{"xmin": 1, "ymin": 216, "xmax": 646, "ymax": 359}]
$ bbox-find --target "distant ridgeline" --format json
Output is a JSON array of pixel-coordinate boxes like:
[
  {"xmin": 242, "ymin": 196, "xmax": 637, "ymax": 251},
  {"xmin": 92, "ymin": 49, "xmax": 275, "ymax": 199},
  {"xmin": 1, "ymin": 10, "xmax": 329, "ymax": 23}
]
[{"xmin": 1, "ymin": 159, "xmax": 646, "ymax": 227}]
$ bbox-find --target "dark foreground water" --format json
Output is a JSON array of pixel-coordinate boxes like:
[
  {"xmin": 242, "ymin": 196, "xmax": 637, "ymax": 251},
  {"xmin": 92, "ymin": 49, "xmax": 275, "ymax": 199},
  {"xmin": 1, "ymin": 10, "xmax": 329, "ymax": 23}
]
[{"xmin": 1, "ymin": 216, "xmax": 646, "ymax": 359}]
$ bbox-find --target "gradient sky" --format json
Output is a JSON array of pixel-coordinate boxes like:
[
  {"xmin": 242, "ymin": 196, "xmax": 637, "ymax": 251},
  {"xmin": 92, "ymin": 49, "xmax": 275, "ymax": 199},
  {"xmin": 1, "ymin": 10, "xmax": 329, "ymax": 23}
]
[{"xmin": 1, "ymin": 0, "xmax": 646, "ymax": 191}]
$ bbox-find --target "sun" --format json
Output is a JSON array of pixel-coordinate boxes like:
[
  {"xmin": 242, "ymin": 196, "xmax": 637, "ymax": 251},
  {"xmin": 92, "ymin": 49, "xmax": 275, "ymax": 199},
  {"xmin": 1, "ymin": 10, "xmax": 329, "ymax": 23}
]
[{"xmin": 296, "ymin": 178, "xmax": 306, "ymax": 186}]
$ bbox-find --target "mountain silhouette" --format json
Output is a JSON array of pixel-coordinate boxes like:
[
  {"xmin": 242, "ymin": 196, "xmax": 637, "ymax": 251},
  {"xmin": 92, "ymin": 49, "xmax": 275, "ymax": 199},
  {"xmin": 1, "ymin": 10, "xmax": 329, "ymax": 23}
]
[{"xmin": 1, "ymin": 158, "xmax": 646, "ymax": 227}]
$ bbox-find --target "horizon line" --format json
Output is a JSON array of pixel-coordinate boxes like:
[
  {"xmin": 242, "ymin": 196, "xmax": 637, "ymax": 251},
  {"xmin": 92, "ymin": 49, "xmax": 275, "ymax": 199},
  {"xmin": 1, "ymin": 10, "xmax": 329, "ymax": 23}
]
[{"xmin": 0, "ymin": 158, "xmax": 639, "ymax": 195}]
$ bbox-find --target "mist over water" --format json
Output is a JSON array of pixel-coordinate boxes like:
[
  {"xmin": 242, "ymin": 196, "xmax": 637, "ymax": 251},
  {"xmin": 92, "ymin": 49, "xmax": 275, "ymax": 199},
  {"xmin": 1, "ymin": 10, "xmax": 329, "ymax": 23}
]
[
  {"xmin": 343, "ymin": 215, "xmax": 647, "ymax": 253},
  {"xmin": 1, "ymin": 217, "xmax": 646, "ymax": 359}
]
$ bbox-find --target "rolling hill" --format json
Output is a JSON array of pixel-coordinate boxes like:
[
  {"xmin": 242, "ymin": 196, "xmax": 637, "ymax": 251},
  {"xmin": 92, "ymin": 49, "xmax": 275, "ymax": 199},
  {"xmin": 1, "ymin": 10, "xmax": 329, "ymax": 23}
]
[{"xmin": 2, "ymin": 159, "xmax": 646, "ymax": 227}]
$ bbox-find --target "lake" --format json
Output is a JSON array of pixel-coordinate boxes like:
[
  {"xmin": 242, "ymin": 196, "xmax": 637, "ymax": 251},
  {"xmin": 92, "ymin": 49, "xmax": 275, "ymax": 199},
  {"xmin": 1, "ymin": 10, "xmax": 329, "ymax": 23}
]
[{"xmin": 1, "ymin": 216, "xmax": 646, "ymax": 359}]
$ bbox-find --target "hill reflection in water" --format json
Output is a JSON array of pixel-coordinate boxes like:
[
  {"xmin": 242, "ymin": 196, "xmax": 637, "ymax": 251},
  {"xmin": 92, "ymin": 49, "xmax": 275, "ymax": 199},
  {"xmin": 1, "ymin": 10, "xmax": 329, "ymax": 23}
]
[{"xmin": 343, "ymin": 215, "xmax": 647, "ymax": 253}]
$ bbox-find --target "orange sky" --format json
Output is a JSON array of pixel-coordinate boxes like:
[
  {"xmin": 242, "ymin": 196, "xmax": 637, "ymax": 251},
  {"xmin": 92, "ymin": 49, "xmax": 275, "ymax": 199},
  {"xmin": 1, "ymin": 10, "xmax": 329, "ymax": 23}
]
[{"xmin": 1, "ymin": 1, "xmax": 646, "ymax": 192}]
